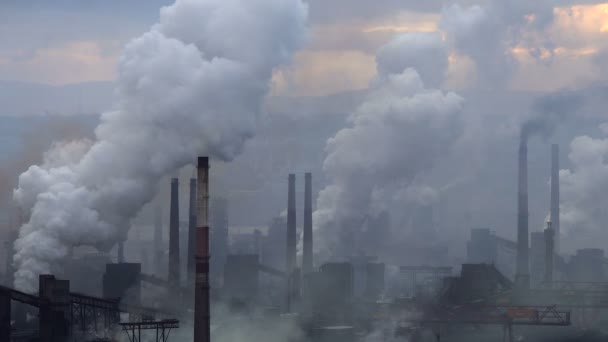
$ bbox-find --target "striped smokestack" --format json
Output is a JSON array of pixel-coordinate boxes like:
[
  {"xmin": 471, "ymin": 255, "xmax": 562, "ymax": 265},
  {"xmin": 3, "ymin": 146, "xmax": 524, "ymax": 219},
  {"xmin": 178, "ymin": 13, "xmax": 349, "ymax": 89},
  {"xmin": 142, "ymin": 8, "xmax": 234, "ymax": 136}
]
[
  {"xmin": 515, "ymin": 138, "xmax": 530, "ymax": 289},
  {"xmin": 551, "ymin": 144, "xmax": 560, "ymax": 255},
  {"xmin": 168, "ymin": 178, "xmax": 180, "ymax": 289},
  {"xmin": 188, "ymin": 178, "xmax": 197, "ymax": 283},
  {"xmin": 303, "ymin": 172, "xmax": 313, "ymax": 275},
  {"xmin": 194, "ymin": 157, "xmax": 210, "ymax": 342},
  {"xmin": 286, "ymin": 174, "xmax": 296, "ymax": 312}
]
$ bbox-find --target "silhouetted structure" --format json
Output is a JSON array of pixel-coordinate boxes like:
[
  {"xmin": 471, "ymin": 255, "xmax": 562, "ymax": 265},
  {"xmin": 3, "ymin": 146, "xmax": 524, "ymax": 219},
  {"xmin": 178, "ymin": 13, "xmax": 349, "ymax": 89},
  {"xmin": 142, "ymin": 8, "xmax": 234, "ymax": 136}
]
[
  {"xmin": 286, "ymin": 174, "xmax": 297, "ymax": 312},
  {"xmin": 169, "ymin": 178, "xmax": 180, "ymax": 289},
  {"xmin": 516, "ymin": 138, "xmax": 530, "ymax": 289},
  {"xmin": 551, "ymin": 144, "xmax": 560, "ymax": 254},
  {"xmin": 188, "ymin": 178, "xmax": 197, "ymax": 284}
]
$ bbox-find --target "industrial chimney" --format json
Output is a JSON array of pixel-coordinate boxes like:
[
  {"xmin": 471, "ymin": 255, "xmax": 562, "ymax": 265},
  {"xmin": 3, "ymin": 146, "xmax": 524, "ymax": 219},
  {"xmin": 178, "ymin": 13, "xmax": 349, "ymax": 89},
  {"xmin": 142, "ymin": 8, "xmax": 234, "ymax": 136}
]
[
  {"xmin": 286, "ymin": 174, "xmax": 297, "ymax": 312},
  {"xmin": 118, "ymin": 242, "xmax": 125, "ymax": 263},
  {"xmin": 550, "ymin": 144, "xmax": 560, "ymax": 255},
  {"xmin": 303, "ymin": 172, "xmax": 313, "ymax": 275},
  {"xmin": 153, "ymin": 198, "xmax": 163, "ymax": 276},
  {"xmin": 515, "ymin": 138, "xmax": 530, "ymax": 289},
  {"xmin": 188, "ymin": 178, "xmax": 197, "ymax": 284},
  {"xmin": 544, "ymin": 221, "xmax": 554, "ymax": 286},
  {"xmin": 168, "ymin": 178, "xmax": 180, "ymax": 289},
  {"xmin": 194, "ymin": 157, "xmax": 210, "ymax": 342}
]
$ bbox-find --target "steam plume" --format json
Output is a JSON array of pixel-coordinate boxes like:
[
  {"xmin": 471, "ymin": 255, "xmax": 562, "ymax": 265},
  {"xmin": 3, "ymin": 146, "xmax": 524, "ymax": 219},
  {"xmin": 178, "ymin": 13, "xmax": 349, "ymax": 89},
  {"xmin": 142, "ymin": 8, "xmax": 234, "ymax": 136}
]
[
  {"xmin": 12, "ymin": 0, "xmax": 307, "ymax": 291},
  {"xmin": 313, "ymin": 33, "xmax": 464, "ymax": 257}
]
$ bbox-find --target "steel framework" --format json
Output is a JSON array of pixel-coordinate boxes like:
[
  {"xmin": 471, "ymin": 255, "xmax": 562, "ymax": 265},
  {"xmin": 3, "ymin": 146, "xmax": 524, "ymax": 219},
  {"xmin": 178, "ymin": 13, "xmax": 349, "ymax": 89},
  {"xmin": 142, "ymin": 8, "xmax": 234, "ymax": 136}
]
[
  {"xmin": 120, "ymin": 319, "xmax": 179, "ymax": 342},
  {"xmin": 404, "ymin": 304, "xmax": 570, "ymax": 342}
]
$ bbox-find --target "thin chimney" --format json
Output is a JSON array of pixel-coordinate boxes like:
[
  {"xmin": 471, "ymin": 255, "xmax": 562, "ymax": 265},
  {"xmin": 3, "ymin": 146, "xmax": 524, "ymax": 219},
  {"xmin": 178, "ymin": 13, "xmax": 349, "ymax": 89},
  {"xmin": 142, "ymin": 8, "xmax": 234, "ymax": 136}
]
[
  {"xmin": 550, "ymin": 144, "xmax": 560, "ymax": 254},
  {"xmin": 153, "ymin": 198, "xmax": 163, "ymax": 276},
  {"xmin": 118, "ymin": 242, "xmax": 125, "ymax": 263},
  {"xmin": 168, "ymin": 178, "xmax": 180, "ymax": 288},
  {"xmin": 515, "ymin": 138, "xmax": 530, "ymax": 289},
  {"xmin": 194, "ymin": 157, "xmax": 210, "ymax": 342},
  {"xmin": 303, "ymin": 172, "xmax": 313, "ymax": 275},
  {"xmin": 188, "ymin": 178, "xmax": 197, "ymax": 283},
  {"xmin": 544, "ymin": 221, "xmax": 554, "ymax": 286},
  {"xmin": 286, "ymin": 174, "xmax": 297, "ymax": 312}
]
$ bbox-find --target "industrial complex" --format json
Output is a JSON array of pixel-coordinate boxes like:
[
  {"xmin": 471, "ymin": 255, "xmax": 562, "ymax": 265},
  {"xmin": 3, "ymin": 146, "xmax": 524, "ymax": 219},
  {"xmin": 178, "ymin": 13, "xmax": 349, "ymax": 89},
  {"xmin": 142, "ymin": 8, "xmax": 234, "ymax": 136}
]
[
  {"xmin": 2, "ymin": 0, "xmax": 608, "ymax": 341},
  {"xmin": 0, "ymin": 138, "xmax": 607, "ymax": 342}
]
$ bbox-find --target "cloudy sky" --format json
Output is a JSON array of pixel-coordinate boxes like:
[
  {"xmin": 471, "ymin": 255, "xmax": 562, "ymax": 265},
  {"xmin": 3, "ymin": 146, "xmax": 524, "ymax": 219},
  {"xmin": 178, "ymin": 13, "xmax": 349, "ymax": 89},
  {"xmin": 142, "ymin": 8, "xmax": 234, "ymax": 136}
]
[
  {"xmin": 3, "ymin": 0, "xmax": 608, "ymax": 271},
  {"xmin": 2, "ymin": 1, "xmax": 608, "ymax": 95}
]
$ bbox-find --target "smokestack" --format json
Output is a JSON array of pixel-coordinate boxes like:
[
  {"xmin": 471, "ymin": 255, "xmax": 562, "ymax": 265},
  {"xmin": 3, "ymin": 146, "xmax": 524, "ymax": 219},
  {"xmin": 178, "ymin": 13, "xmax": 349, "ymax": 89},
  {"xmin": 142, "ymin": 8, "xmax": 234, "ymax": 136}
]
[
  {"xmin": 303, "ymin": 172, "xmax": 313, "ymax": 275},
  {"xmin": 168, "ymin": 178, "xmax": 180, "ymax": 289},
  {"xmin": 551, "ymin": 144, "xmax": 560, "ymax": 255},
  {"xmin": 544, "ymin": 221, "xmax": 554, "ymax": 286},
  {"xmin": 118, "ymin": 242, "xmax": 125, "ymax": 263},
  {"xmin": 194, "ymin": 157, "xmax": 210, "ymax": 342},
  {"xmin": 153, "ymin": 199, "xmax": 163, "ymax": 276},
  {"xmin": 516, "ymin": 138, "xmax": 530, "ymax": 289},
  {"xmin": 188, "ymin": 178, "xmax": 197, "ymax": 284},
  {"xmin": 286, "ymin": 174, "xmax": 297, "ymax": 312}
]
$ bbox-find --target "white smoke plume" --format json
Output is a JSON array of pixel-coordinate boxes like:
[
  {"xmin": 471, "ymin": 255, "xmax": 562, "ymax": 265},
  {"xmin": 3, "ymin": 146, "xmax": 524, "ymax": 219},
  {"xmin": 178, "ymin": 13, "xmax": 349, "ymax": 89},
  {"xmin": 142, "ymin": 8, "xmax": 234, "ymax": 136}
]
[
  {"xmin": 560, "ymin": 131, "xmax": 608, "ymax": 252},
  {"xmin": 313, "ymin": 33, "xmax": 464, "ymax": 257},
  {"xmin": 12, "ymin": 0, "xmax": 307, "ymax": 291},
  {"xmin": 440, "ymin": 1, "xmax": 555, "ymax": 88}
]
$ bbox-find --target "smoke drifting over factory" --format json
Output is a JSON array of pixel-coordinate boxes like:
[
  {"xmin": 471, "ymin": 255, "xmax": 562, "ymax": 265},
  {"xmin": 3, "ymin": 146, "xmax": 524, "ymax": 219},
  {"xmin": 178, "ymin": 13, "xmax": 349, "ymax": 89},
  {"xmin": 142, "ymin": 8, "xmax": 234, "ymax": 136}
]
[{"xmin": 2, "ymin": 0, "xmax": 608, "ymax": 341}]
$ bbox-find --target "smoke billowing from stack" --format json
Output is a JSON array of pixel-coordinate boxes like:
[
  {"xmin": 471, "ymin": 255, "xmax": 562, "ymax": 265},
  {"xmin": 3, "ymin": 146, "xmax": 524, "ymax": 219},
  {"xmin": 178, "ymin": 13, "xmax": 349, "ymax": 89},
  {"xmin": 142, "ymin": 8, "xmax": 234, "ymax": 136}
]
[
  {"xmin": 303, "ymin": 173, "xmax": 313, "ymax": 275},
  {"xmin": 11, "ymin": 0, "xmax": 306, "ymax": 291},
  {"xmin": 169, "ymin": 178, "xmax": 180, "ymax": 288},
  {"xmin": 313, "ymin": 32, "xmax": 464, "ymax": 258},
  {"xmin": 194, "ymin": 157, "xmax": 210, "ymax": 342},
  {"xmin": 286, "ymin": 174, "xmax": 297, "ymax": 312},
  {"xmin": 551, "ymin": 144, "xmax": 560, "ymax": 254},
  {"xmin": 188, "ymin": 178, "xmax": 197, "ymax": 283},
  {"xmin": 516, "ymin": 137, "xmax": 530, "ymax": 289}
]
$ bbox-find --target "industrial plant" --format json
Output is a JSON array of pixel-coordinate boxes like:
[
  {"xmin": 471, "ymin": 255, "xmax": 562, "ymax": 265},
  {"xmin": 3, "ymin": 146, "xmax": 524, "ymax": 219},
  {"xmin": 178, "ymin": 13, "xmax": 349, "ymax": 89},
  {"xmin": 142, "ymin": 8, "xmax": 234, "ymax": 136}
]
[
  {"xmin": 0, "ymin": 140, "xmax": 607, "ymax": 342},
  {"xmin": 3, "ymin": 0, "xmax": 608, "ymax": 341}
]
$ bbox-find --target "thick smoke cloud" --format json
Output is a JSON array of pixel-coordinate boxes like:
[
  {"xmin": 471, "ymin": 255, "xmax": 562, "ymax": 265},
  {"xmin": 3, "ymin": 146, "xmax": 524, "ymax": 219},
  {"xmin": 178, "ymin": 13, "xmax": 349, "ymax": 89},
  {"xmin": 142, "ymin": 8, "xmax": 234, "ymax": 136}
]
[
  {"xmin": 440, "ymin": 1, "xmax": 555, "ymax": 88},
  {"xmin": 375, "ymin": 32, "xmax": 448, "ymax": 88},
  {"xmin": 521, "ymin": 90, "xmax": 582, "ymax": 142},
  {"xmin": 12, "ymin": 0, "xmax": 307, "ymax": 291},
  {"xmin": 560, "ymin": 133, "xmax": 608, "ymax": 252},
  {"xmin": 313, "ymin": 33, "xmax": 464, "ymax": 258}
]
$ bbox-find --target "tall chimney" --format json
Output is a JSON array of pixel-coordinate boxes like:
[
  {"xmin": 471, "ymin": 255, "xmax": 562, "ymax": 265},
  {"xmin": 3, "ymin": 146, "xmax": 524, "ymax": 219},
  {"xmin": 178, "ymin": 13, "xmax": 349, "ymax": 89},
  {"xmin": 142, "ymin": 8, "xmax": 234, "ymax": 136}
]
[
  {"xmin": 168, "ymin": 178, "xmax": 180, "ymax": 288},
  {"xmin": 544, "ymin": 221, "xmax": 554, "ymax": 286},
  {"xmin": 188, "ymin": 178, "xmax": 197, "ymax": 284},
  {"xmin": 153, "ymin": 198, "xmax": 163, "ymax": 276},
  {"xmin": 303, "ymin": 172, "xmax": 313, "ymax": 275},
  {"xmin": 516, "ymin": 138, "xmax": 530, "ymax": 289},
  {"xmin": 194, "ymin": 157, "xmax": 210, "ymax": 342},
  {"xmin": 551, "ymin": 144, "xmax": 560, "ymax": 255},
  {"xmin": 286, "ymin": 174, "xmax": 297, "ymax": 312},
  {"xmin": 118, "ymin": 242, "xmax": 125, "ymax": 263}
]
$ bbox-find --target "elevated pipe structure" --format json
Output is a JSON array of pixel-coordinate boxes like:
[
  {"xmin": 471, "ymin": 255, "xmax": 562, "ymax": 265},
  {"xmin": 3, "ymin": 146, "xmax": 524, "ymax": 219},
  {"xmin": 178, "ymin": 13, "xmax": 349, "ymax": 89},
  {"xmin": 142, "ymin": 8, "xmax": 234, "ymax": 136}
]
[
  {"xmin": 194, "ymin": 157, "xmax": 210, "ymax": 342},
  {"xmin": 168, "ymin": 178, "xmax": 180, "ymax": 290},
  {"xmin": 516, "ymin": 138, "xmax": 530, "ymax": 290}
]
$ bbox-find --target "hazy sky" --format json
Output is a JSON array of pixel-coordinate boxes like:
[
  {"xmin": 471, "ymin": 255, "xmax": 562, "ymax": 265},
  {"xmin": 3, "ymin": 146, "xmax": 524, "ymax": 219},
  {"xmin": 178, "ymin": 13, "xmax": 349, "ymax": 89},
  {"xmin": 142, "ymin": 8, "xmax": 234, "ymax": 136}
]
[
  {"xmin": 2, "ymin": 1, "xmax": 608, "ymax": 95},
  {"xmin": 3, "ymin": 0, "xmax": 608, "ymax": 266}
]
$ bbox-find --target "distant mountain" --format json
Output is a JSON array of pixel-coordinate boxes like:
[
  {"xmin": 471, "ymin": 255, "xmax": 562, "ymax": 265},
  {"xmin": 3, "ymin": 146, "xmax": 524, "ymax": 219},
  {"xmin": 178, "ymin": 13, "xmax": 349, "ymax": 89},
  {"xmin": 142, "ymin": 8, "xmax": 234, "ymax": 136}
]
[{"xmin": 0, "ymin": 80, "xmax": 114, "ymax": 116}]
